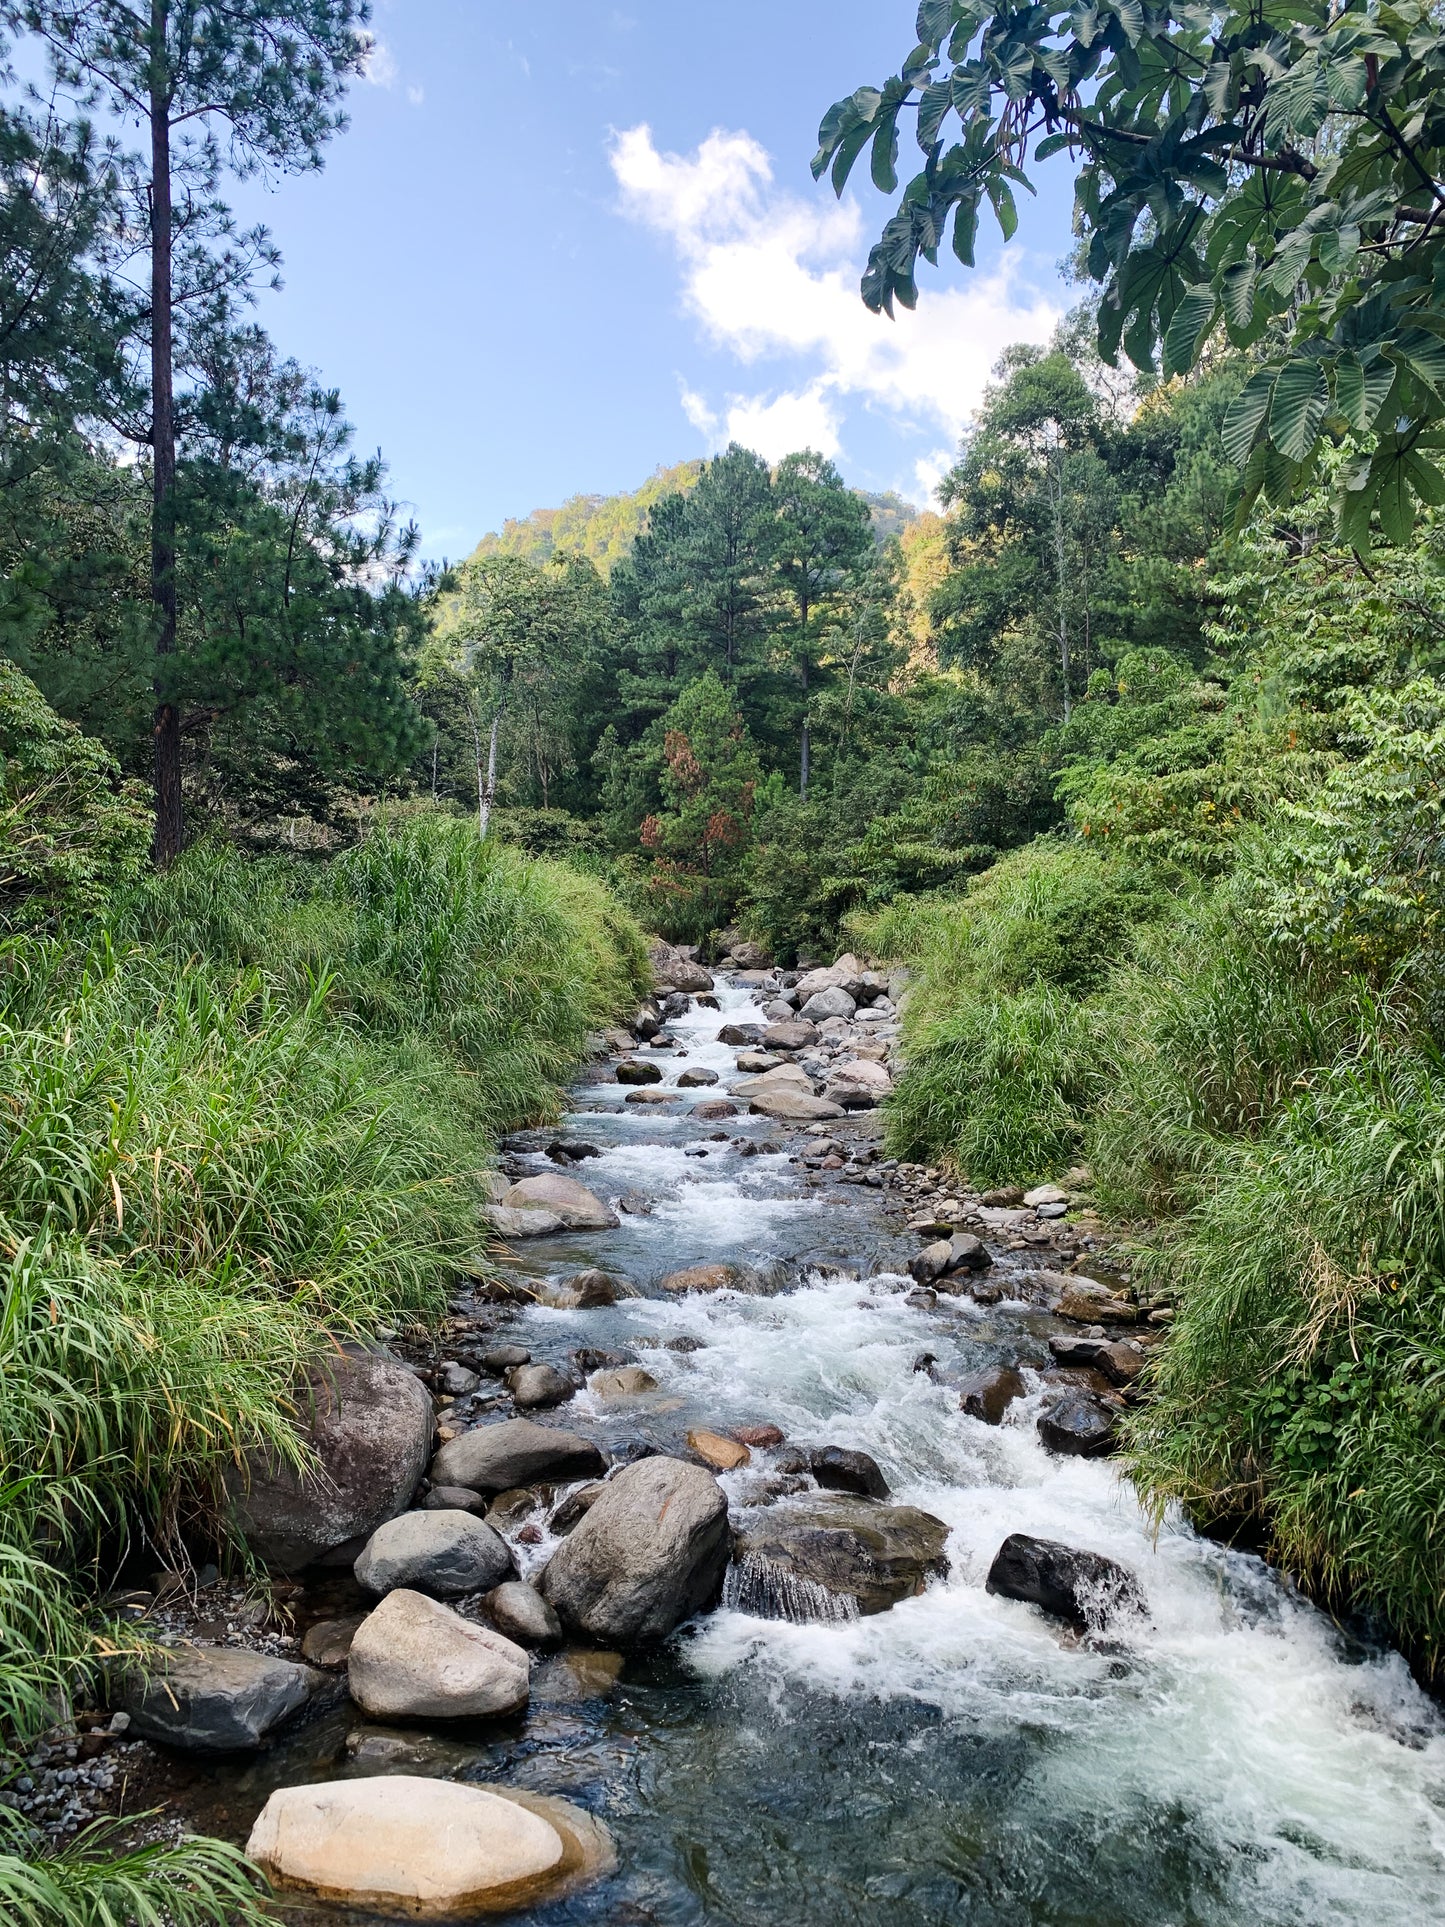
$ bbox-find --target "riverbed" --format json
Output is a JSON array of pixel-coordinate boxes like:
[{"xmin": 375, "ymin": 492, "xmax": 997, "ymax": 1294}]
[{"xmin": 153, "ymin": 971, "xmax": 1445, "ymax": 1925}]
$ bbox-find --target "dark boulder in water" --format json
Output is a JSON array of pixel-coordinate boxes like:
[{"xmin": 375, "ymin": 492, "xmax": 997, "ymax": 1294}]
[
  {"xmin": 807, "ymin": 1445, "xmax": 890, "ymax": 1499},
  {"xmin": 958, "ymin": 1364, "xmax": 1026, "ymax": 1425},
  {"xmin": 1037, "ymin": 1393, "xmax": 1117, "ymax": 1457},
  {"xmin": 985, "ymin": 1531, "xmax": 1144, "ymax": 1631},
  {"xmin": 731, "ymin": 1494, "xmax": 949, "ymax": 1618}
]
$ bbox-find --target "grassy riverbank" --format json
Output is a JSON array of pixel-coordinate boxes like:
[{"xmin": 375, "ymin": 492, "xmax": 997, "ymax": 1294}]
[
  {"xmin": 856, "ymin": 834, "xmax": 1445, "ymax": 1678},
  {"xmin": 0, "ymin": 696, "xmax": 648, "ymax": 1917}
]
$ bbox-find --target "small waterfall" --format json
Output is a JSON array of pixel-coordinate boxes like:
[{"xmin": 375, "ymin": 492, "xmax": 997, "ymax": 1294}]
[{"xmin": 723, "ymin": 1553, "xmax": 860, "ymax": 1625}]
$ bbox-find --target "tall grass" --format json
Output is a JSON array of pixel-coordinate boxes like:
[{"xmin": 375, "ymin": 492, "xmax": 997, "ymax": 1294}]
[{"xmin": 0, "ymin": 813, "xmax": 648, "ymax": 1914}]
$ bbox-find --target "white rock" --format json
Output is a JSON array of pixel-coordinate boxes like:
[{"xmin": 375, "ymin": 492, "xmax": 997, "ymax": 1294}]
[
  {"xmin": 487, "ymin": 1206, "xmax": 565, "ymax": 1239},
  {"xmin": 1023, "ymin": 1183, "xmax": 1070, "ymax": 1208},
  {"xmin": 246, "ymin": 1775, "xmax": 614, "ymax": 1919},
  {"xmin": 348, "ymin": 1589, "xmax": 530, "ymax": 1721}
]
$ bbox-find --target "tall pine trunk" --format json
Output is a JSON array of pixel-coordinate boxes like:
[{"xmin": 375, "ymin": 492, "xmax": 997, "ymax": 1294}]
[{"xmin": 149, "ymin": 30, "xmax": 182, "ymax": 866}]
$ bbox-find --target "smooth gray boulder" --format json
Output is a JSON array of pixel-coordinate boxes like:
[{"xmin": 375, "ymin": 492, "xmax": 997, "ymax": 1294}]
[
  {"xmin": 509, "ymin": 1363, "xmax": 575, "ymax": 1409},
  {"xmin": 799, "ymin": 985, "xmax": 857, "ymax": 1021},
  {"xmin": 762, "ymin": 1020, "xmax": 819, "ymax": 1051},
  {"xmin": 615, "ymin": 1058, "xmax": 663, "ymax": 1085},
  {"xmin": 484, "ymin": 1581, "xmax": 563, "ymax": 1649},
  {"xmin": 420, "ymin": 1485, "xmax": 491, "ymax": 1516},
  {"xmin": 541, "ymin": 1456, "xmax": 730, "ymax": 1642},
  {"xmin": 501, "ymin": 1175, "xmax": 618, "ymax": 1229},
  {"xmin": 228, "ymin": 1349, "xmax": 434, "ymax": 1572},
  {"xmin": 347, "ymin": 1589, "xmax": 530, "ymax": 1721},
  {"xmin": 354, "ymin": 1509, "xmax": 514, "ymax": 1598},
  {"xmin": 985, "ymin": 1532, "xmax": 1144, "ymax": 1630},
  {"xmin": 431, "ymin": 1419, "xmax": 606, "ymax": 1494},
  {"xmin": 118, "ymin": 1643, "xmax": 323, "ymax": 1753},
  {"xmin": 807, "ymin": 1445, "xmax": 890, "ymax": 1500},
  {"xmin": 824, "ymin": 1060, "xmax": 893, "ymax": 1109},
  {"xmin": 732, "ymin": 1495, "xmax": 949, "ymax": 1617}
]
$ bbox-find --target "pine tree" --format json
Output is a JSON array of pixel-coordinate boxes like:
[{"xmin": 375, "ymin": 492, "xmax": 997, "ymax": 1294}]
[
  {"xmin": 772, "ymin": 450, "xmax": 872, "ymax": 798},
  {"xmin": 682, "ymin": 443, "xmax": 775, "ymax": 683},
  {"xmin": 5, "ymin": 0, "xmax": 370, "ymax": 862}
]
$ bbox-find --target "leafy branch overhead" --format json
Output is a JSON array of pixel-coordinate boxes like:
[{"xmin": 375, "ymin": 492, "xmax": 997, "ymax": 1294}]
[{"xmin": 815, "ymin": 0, "xmax": 1445, "ymax": 542}]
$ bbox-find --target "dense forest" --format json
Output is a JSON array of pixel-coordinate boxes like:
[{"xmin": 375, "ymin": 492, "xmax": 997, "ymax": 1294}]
[{"xmin": 5, "ymin": 0, "xmax": 1445, "ymax": 1918}]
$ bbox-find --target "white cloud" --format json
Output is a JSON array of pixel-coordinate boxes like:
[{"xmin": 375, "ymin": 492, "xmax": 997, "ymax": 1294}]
[
  {"xmin": 406, "ymin": 83, "xmax": 425, "ymax": 107},
  {"xmin": 362, "ymin": 37, "xmax": 398, "ymax": 87},
  {"xmin": 610, "ymin": 124, "xmax": 1060, "ymax": 471},
  {"xmin": 913, "ymin": 447, "xmax": 955, "ymax": 505}
]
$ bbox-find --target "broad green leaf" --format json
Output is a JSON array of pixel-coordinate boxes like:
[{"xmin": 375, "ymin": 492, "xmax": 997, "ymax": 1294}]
[
  {"xmin": 1220, "ymin": 260, "xmax": 1259, "ymax": 343},
  {"xmin": 952, "ymin": 192, "xmax": 980, "ymax": 266},
  {"xmin": 1221, "ymin": 366, "xmax": 1278, "ymax": 466},
  {"xmin": 1333, "ymin": 353, "xmax": 1367, "ymax": 433},
  {"xmin": 917, "ymin": 78, "xmax": 953, "ymax": 150},
  {"xmin": 1162, "ymin": 284, "xmax": 1216, "ymax": 376},
  {"xmin": 871, "ymin": 109, "xmax": 901, "ymax": 193},
  {"xmin": 1268, "ymin": 357, "xmax": 1329, "ymax": 462},
  {"xmin": 987, "ymin": 177, "xmax": 1018, "ymax": 241}
]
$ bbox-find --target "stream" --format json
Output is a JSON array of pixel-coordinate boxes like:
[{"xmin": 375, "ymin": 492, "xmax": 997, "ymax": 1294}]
[{"xmin": 158, "ymin": 972, "xmax": 1445, "ymax": 1925}]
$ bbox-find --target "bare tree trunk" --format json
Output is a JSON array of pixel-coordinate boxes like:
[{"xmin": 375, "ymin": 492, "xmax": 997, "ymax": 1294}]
[
  {"xmin": 467, "ymin": 701, "xmax": 485, "ymax": 836},
  {"xmin": 148, "ymin": 27, "xmax": 182, "ymax": 866},
  {"xmin": 479, "ymin": 689, "xmax": 506, "ymax": 839},
  {"xmin": 1049, "ymin": 450, "xmax": 1072, "ymax": 723}
]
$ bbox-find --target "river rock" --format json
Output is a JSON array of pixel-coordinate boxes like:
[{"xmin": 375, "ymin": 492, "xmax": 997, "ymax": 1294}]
[
  {"xmin": 732, "ymin": 1062, "xmax": 812, "ymax": 1098},
  {"xmin": 718, "ymin": 1022, "xmax": 765, "ymax": 1046},
  {"xmin": 824, "ymin": 1060, "xmax": 893, "ymax": 1108},
  {"xmin": 692, "ymin": 1100, "xmax": 737, "ymax": 1120},
  {"xmin": 909, "ymin": 1232, "xmax": 992, "ymax": 1285},
  {"xmin": 300, "ymin": 1615, "xmax": 365, "ymax": 1669},
  {"xmin": 615, "ymin": 1058, "xmax": 663, "ymax": 1085},
  {"xmin": 732, "ymin": 1495, "xmax": 949, "ymax": 1616},
  {"xmin": 1048, "ymin": 1335, "xmax": 1146, "ymax": 1385},
  {"xmin": 487, "ymin": 1205, "xmax": 566, "ymax": 1239},
  {"xmin": 1037, "ymin": 1393, "xmax": 1117, "ymax": 1457},
  {"xmin": 550, "ymin": 1482, "xmax": 606, "ymax": 1533},
  {"xmin": 735, "ymin": 1050, "xmax": 783, "ymax": 1073},
  {"xmin": 677, "ymin": 1067, "xmax": 718, "ymax": 1087},
  {"xmin": 658, "ymin": 1262, "xmax": 757, "ymax": 1294},
  {"xmin": 749, "ymin": 1088, "xmax": 845, "ymax": 1123},
  {"xmin": 546, "ymin": 1269, "xmax": 625, "ymax": 1309},
  {"xmin": 484, "ymin": 1581, "xmax": 563, "ymax": 1649},
  {"xmin": 246, "ymin": 1775, "xmax": 613, "ymax": 1918},
  {"xmin": 348, "ymin": 1589, "xmax": 530, "ymax": 1720},
  {"xmin": 808, "ymin": 1445, "xmax": 889, "ymax": 1499},
  {"xmin": 798, "ymin": 985, "xmax": 857, "ymax": 1022},
  {"xmin": 117, "ymin": 1643, "xmax": 324, "ymax": 1753},
  {"xmin": 481, "ymin": 1345, "xmax": 531, "ymax": 1373},
  {"xmin": 541, "ymin": 1456, "xmax": 730, "ymax": 1642},
  {"xmin": 651, "ymin": 945, "xmax": 714, "ymax": 994},
  {"xmin": 431, "ymin": 1419, "xmax": 606, "ymax": 1494},
  {"xmin": 354, "ymin": 1510, "xmax": 514, "ymax": 1598},
  {"xmin": 1023, "ymin": 1183, "xmax": 1070, "ymax": 1208},
  {"xmin": 589, "ymin": 1366, "xmax": 658, "ymax": 1398},
  {"xmin": 763, "ymin": 1020, "xmax": 819, "ymax": 1052},
  {"xmin": 625, "ymin": 1089, "xmax": 672, "ymax": 1105},
  {"xmin": 509, "ymin": 1363, "xmax": 576, "ymax": 1408},
  {"xmin": 985, "ymin": 1532, "xmax": 1145, "ymax": 1630},
  {"xmin": 502, "ymin": 1175, "xmax": 618, "ymax": 1230},
  {"xmin": 958, "ymin": 1365, "xmax": 1026, "ymax": 1424},
  {"xmin": 437, "ymin": 1361, "xmax": 481, "ymax": 1398},
  {"xmin": 227, "ymin": 1348, "xmax": 434, "ymax": 1572},
  {"xmin": 687, "ymin": 1428, "xmax": 750, "ymax": 1471},
  {"xmin": 732, "ymin": 1423, "xmax": 785, "ymax": 1448}
]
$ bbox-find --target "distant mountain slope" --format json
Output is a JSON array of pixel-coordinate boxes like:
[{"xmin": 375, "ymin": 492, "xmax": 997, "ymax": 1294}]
[{"xmin": 467, "ymin": 465, "xmax": 919, "ymax": 578}]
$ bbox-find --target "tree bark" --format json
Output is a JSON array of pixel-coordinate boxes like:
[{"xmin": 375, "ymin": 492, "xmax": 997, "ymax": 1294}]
[{"xmin": 148, "ymin": 13, "xmax": 182, "ymax": 865}]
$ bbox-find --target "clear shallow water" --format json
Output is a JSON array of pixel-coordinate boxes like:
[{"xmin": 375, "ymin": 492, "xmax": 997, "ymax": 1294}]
[{"xmin": 171, "ymin": 974, "xmax": 1445, "ymax": 1925}]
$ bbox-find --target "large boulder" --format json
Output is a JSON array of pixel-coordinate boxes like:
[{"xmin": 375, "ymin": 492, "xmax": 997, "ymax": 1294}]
[
  {"xmin": 509, "ymin": 1363, "xmax": 575, "ymax": 1409},
  {"xmin": 430, "ymin": 1419, "xmax": 606, "ymax": 1494},
  {"xmin": 541, "ymin": 1456, "xmax": 730, "ymax": 1642},
  {"xmin": 589, "ymin": 1366, "xmax": 658, "ymax": 1399},
  {"xmin": 824, "ymin": 1060, "xmax": 893, "ymax": 1109},
  {"xmin": 347, "ymin": 1589, "xmax": 530, "ymax": 1721},
  {"xmin": 487, "ymin": 1206, "xmax": 565, "ymax": 1239},
  {"xmin": 762, "ymin": 1020, "xmax": 819, "ymax": 1052},
  {"xmin": 677, "ymin": 1067, "xmax": 718, "ymax": 1087},
  {"xmin": 748, "ymin": 1088, "xmax": 846, "ymax": 1123},
  {"xmin": 484, "ymin": 1581, "xmax": 563, "ymax": 1649},
  {"xmin": 731, "ymin": 1062, "xmax": 813, "ymax": 1099},
  {"xmin": 731, "ymin": 1495, "xmax": 949, "ymax": 1617},
  {"xmin": 985, "ymin": 1532, "xmax": 1145, "ymax": 1631},
  {"xmin": 615, "ymin": 1058, "xmax": 663, "ymax": 1085},
  {"xmin": 1048, "ymin": 1335, "xmax": 1146, "ymax": 1386},
  {"xmin": 247, "ymin": 1775, "xmax": 614, "ymax": 1918},
  {"xmin": 798, "ymin": 985, "xmax": 857, "ymax": 1022},
  {"xmin": 501, "ymin": 1175, "xmax": 618, "ymax": 1230},
  {"xmin": 909, "ymin": 1232, "xmax": 992, "ymax": 1287},
  {"xmin": 1037, "ymin": 1393, "xmax": 1117, "ymax": 1457},
  {"xmin": 650, "ymin": 942, "xmax": 714, "ymax": 994},
  {"xmin": 806, "ymin": 1445, "xmax": 889, "ymax": 1499},
  {"xmin": 354, "ymin": 1510, "xmax": 514, "ymax": 1599},
  {"xmin": 958, "ymin": 1365, "xmax": 1026, "ymax": 1425},
  {"xmin": 228, "ymin": 1348, "xmax": 434, "ymax": 1573},
  {"xmin": 117, "ymin": 1644, "xmax": 324, "ymax": 1753}
]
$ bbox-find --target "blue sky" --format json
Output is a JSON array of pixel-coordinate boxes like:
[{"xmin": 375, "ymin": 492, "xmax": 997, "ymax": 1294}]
[{"xmin": 228, "ymin": 1, "xmax": 1078, "ymax": 559}]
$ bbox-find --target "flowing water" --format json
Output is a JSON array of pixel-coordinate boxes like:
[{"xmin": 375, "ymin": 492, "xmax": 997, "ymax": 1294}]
[{"xmin": 167, "ymin": 974, "xmax": 1445, "ymax": 1925}]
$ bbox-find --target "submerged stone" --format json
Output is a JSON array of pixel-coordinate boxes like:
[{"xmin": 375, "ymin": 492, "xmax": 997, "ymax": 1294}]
[{"xmin": 732, "ymin": 1494, "xmax": 949, "ymax": 1617}]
